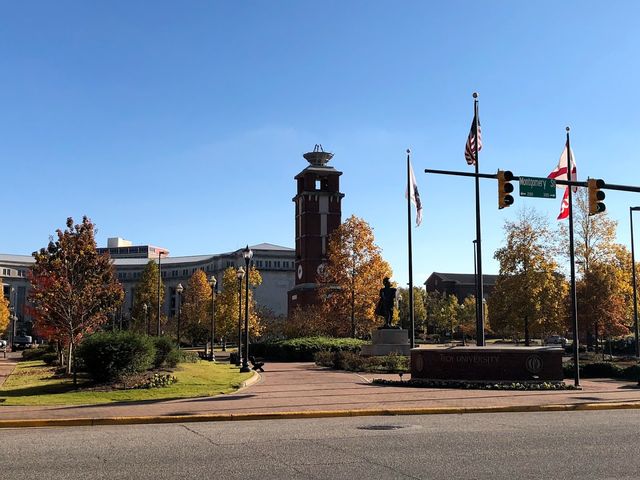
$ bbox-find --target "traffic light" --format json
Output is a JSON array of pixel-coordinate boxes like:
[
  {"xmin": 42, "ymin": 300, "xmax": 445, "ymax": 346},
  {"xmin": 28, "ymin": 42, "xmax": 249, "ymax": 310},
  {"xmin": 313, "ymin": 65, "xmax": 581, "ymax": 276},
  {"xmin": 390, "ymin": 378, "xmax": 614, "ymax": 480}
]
[
  {"xmin": 588, "ymin": 178, "xmax": 606, "ymax": 215},
  {"xmin": 497, "ymin": 169, "xmax": 514, "ymax": 209}
]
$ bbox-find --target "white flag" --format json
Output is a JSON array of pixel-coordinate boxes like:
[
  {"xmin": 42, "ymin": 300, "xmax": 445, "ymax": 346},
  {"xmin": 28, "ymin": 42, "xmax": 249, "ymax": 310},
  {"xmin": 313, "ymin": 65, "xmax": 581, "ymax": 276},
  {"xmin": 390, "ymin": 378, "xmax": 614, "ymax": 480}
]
[
  {"xmin": 548, "ymin": 142, "xmax": 577, "ymax": 192},
  {"xmin": 406, "ymin": 161, "xmax": 423, "ymax": 226}
]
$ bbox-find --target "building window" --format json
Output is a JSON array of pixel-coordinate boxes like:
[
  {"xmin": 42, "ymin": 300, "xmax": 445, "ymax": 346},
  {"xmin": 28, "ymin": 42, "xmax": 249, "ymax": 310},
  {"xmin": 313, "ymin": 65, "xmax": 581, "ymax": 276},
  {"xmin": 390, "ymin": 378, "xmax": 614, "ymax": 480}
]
[{"xmin": 183, "ymin": 269, "xmax": 188, "ymax": 276}]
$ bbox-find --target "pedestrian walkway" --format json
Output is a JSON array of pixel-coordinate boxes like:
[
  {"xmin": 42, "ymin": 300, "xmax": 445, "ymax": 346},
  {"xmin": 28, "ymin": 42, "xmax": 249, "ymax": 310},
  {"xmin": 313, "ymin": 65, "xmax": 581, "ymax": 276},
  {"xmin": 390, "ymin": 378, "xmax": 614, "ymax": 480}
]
[
  {"xmin": 0, "ymin": 351, "xmax": 18, "ymax": 388},
  {"xmin": 0, "ymin": 360, "xmax": 639, "ymax": 427}
]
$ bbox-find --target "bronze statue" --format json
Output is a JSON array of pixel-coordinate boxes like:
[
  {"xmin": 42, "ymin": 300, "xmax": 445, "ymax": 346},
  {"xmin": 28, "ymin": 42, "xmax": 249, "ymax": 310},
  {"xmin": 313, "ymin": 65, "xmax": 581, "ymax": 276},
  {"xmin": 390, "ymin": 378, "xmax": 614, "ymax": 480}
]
[{"xmin": 375, "ymin": 277, "xmax": 397, "ymax": 328}]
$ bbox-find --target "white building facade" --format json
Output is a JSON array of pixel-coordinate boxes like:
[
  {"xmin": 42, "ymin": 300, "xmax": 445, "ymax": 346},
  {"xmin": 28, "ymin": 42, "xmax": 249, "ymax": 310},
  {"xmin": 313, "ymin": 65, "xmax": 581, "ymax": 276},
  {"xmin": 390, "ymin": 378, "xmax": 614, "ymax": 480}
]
[{"xmin": 1, "ymin": 241, "xmax": 295, "ymax": 339}]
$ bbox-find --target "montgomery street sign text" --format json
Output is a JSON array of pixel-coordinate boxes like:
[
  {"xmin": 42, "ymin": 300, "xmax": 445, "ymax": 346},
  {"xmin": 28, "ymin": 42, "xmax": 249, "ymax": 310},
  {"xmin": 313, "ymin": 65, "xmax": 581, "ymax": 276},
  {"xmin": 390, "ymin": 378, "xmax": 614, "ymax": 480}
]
[{"xmin": 519, "ymin": 176, "xmax": 556, "ymax": 198}]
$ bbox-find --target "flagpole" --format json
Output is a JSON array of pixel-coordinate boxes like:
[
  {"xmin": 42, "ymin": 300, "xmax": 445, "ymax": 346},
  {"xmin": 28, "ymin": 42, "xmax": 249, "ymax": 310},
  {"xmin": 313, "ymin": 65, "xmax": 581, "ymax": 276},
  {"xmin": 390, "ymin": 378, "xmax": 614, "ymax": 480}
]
[
  {"xmin": 407, "ymin": 149, "xmax": 415, "ymax": 349},
  {"xmin": 473, "ymin": 92, "xmax": 485, "ymax": 346},
  {"xmin": 566, "ymin": 126, "xmax": 580, "ymax": 387}
]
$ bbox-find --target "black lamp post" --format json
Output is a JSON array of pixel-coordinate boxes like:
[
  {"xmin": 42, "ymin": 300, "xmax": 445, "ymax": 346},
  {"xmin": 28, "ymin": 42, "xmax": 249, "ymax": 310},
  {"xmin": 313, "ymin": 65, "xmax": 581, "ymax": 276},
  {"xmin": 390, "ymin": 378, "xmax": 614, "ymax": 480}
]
[
  {"xmin": 143, "ymin": 303, "xmax": 149, "ymax": 335},
  {"xmin": 8, "ymin": 287, "xmax": 15, "ymax": 350},
  {"xmin": 157, "ymin": 250, "xmax": 167, "ymax": 336},
  {"xmin": 630, "ymin": 207, "xmax": 640, "ymax": 359},
  {"xmin": 236, "ymin": 266, "xmax": 245, "ymax": 367},
  {"xmin": 176, "ymin": 283, "xmax": 184, "ymax": 348},
  {"xmin": 241, "ymin": 246, "xmax": 253, "ymax": 373},
  {"xmin": 209, "ymin": 275, "xmax": 217, "ymax": 362}
]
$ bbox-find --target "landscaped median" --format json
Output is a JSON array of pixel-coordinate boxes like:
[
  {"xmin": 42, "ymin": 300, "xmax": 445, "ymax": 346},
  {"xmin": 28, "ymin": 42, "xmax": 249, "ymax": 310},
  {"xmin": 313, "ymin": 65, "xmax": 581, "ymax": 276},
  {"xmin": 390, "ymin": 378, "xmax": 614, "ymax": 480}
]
[{"xmin": 0, "ymin": 359, "xmax": 254, "ymax": 406}]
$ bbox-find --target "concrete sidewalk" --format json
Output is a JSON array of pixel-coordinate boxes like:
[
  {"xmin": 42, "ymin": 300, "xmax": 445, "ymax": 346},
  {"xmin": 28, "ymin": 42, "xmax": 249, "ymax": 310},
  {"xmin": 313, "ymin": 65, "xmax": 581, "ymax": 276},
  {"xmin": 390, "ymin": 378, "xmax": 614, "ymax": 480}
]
[{"xmin": 1, "ymin": 358, "xmax": 640, "ymax": 427}]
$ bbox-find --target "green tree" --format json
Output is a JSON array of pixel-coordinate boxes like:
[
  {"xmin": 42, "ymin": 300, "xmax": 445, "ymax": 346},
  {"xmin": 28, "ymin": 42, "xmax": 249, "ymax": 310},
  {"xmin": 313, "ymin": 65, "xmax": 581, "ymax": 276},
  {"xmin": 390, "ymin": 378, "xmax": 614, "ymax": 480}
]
[
  {"xmin": 458, "ymin": 295, "xmax": 480, "ymax": 341},
  {"xmin": 29, "ymin": 217, "xmax": 124, "ymax": 377},
  {"xmin": 0, "ymin": 295, "xmax": 9, "ymax": 336},
  {"xmin": 421, "ymin": 291, "xmax": 460, "ymax": 340},
  {"xmin": 181, "ymin": 269, "xmax": 212, "ymax": 345},
  {"xmin": 214, "ymin": 266, "xmax": 263, "ymax": 345},
  {"xmin": 131, "ymin": 260, "xmax": 165, "ymax": 335},
  {"xmin": 488, "ymin": 208, "xmax": 568, "ymax": 344},
  {"xmin": 397, "ymin": 286, "xmax": 427, "ymax": 332},
  {"xmin": 320, "ymin": 215, "xmax": 392, "ymax": 338}
]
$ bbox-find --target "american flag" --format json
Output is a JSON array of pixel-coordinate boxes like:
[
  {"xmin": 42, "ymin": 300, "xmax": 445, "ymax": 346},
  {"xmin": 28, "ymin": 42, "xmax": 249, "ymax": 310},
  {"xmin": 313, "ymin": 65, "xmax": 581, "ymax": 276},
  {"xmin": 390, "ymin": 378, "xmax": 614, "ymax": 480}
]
[{"xmin": 464, "ymin": 114, "xmax": 482, "ymax": 165}]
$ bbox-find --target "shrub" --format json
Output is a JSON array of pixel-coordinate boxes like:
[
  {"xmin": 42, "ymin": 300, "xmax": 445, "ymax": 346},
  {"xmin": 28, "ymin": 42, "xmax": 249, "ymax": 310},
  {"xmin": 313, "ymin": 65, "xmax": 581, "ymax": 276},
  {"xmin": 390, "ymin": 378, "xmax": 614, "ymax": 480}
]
[
  {"xmin": 252, "ymin": 336, "xmax": 366, "ymax": 361},
  {"xmin": 153, "ymin": 336, "xmax": 178, "ymax": 369},
  {"xmin": 582, "ymin": 362, "xmax": 623, "ymax": 378},
  {"xmin": 621, "ymin": 364, "xmax": 640, "ymax": 380},
  {"xmin": 42, "ymin": 352, "xmax": 59, "ymax": 366},
  {"xmin": 314, "ymin": 351, "xmax": 409, "ymax": 373},
  {"xmin": 21, "ymin": 348, "xmax": 48, "ymax": 361},
  {"xmin": 179, "ymin": 350, "xmax": 200, "ymax": 363},
  {"xmin": 77, "ymin": 331, "xmax": 156, "ymax": 383}
]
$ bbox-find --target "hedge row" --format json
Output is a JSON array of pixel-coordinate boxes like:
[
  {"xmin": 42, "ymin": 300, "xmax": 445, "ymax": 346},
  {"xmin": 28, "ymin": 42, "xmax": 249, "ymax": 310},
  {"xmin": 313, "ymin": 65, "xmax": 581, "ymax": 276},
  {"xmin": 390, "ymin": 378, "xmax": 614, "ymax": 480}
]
[
  {"xmin": 563, "ymin": 362, "xmax": 640, "ymax": 380},
  {"xmin": 314, "ymin": 350, "xmax": 409, "ymax": 373},
  {"xmin": 251, "ymin": 336, "xmax": 367, "ymax": 361}
]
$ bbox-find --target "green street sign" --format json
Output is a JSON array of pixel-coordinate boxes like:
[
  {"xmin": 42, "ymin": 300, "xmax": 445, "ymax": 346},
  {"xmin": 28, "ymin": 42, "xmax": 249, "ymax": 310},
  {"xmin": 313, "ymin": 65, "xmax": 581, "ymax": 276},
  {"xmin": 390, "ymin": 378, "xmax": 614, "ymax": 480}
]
[{"xmin": 519, "ymin": 176, "xmax": 556, "ymax": 199}]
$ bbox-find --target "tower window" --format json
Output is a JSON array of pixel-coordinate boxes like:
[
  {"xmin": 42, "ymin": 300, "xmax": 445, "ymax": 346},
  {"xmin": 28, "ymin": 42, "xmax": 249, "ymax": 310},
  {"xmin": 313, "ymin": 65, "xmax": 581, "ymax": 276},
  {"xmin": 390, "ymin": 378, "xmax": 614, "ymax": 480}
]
[{"xmin": 315, "ymin": 179, "xmax": 321, "ymax": 190}]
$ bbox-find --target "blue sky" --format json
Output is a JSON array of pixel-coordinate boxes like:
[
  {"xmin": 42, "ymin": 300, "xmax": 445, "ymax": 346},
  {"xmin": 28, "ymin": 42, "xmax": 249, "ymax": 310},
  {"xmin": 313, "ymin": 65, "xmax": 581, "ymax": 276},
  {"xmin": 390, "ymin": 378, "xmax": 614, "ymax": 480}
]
[{"xmin": 2, "ymin": 1, "xmax": 640, "ymax": 286}]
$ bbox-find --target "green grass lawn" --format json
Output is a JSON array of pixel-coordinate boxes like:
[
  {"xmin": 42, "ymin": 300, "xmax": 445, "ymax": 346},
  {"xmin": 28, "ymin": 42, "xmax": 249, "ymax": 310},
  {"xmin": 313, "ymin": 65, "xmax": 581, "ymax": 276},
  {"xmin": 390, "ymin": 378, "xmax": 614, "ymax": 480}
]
[{"xmin": 0, "ymin": 360, "xmax": 254, "ymax": 406}]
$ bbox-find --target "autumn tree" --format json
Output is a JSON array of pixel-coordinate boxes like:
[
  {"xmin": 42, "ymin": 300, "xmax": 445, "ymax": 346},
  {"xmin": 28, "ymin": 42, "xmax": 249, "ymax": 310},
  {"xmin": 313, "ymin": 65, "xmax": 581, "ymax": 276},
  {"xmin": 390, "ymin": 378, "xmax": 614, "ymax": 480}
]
[
  {"xmin": 181, "ymin": 269, "xmax": 212, "ymax": 345},
  {"xmin": 214, "ymin": 266, "xmax": 263, "ymax": 345},
  {"xmin": 488, "ymin": 208, "xmax": 568, "ymax": 344},
  {"xmin": 29, "ymin": 217, "xmax": 124, "ymax": 376},
  {"xmin": 564, "ymin": 189, "xmax": 633, "ymax": 348},
  {"xmin": 0, "ymin": 295, "xmax": 9, "ymax": 336},
  {"xmin": 320, "ymin": 215, "xmax": 392, "ymax": 338},
  {"xmin": 565, "ymin": 188, "xmax": 619, "ymax": 275},
  {"xmin": 131, "ymin": 260, "xmax": 165, "ymax": 334}
]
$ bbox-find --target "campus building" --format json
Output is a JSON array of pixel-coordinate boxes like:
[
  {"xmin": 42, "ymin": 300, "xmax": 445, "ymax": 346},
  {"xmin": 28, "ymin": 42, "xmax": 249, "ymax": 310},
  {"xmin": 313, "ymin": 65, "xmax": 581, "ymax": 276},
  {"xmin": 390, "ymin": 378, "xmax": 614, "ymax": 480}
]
[
  {"xmin": 1, "ymin": 240, "xmax": 295, "ymax": 338},
  {"xmin": 424, "ymin": 272, "xmax": 498, "ymax": 303}
]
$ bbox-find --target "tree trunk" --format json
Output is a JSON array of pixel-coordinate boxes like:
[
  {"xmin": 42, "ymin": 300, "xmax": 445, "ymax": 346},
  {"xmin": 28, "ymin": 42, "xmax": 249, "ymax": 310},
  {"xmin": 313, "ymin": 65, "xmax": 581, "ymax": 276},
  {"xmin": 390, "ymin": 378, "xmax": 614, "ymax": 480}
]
[
  {"xmin": 524, "ymin": 316, "xmax": 530, "ymax": 346},
  {"xmin": 67, "ymin": 342, "xmax": 73, "ymax": 376}
]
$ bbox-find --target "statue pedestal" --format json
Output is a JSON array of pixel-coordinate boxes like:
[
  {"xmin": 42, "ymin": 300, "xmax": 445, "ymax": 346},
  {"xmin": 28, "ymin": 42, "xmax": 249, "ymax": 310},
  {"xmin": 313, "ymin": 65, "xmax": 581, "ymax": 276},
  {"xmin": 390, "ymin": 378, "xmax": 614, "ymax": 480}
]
[{"xmin": 361, "ymin": 329, "xmax": 410, "ymax": 357}]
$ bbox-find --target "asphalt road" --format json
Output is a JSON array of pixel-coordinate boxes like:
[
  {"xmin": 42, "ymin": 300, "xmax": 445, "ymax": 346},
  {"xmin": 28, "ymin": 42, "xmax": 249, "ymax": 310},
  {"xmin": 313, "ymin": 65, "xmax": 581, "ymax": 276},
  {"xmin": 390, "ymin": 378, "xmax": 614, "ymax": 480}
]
[{"xmin": 2, "ymin": 410, "xmax": 640, "ymax": 479}]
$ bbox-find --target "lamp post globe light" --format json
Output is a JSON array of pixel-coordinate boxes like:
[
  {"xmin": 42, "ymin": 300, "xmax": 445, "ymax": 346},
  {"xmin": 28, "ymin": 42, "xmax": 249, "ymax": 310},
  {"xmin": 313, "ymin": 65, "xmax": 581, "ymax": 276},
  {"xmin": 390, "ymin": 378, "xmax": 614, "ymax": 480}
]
[
  {"xmin": 209, "ymin": 275, "xmax": 217, "ymax": 362},
  {"xmin": 157, "ymin": 250, "xmax": 167, "ymax": 336},
  {"xmin": 236, "ymin": 266, "xmax": 245, "ymax": 367},
  {"xmin": 142, "ymin": 303, "xmax": 149, "ymax": 335},
  {"xmin": 241, "ymin": 245, "xmax": 254, "ymax": 373},
  {"xmin": 176, "ymin": 283, "xmax": 184, "ymax": 348}
]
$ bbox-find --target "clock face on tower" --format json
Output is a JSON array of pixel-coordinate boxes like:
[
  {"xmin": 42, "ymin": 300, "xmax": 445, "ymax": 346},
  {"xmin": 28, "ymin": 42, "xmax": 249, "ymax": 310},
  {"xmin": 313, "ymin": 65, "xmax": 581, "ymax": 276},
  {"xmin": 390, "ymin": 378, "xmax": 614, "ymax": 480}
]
[{"xmin": 297, "ymin": 264, "xmax": 303, "ymax": 280}]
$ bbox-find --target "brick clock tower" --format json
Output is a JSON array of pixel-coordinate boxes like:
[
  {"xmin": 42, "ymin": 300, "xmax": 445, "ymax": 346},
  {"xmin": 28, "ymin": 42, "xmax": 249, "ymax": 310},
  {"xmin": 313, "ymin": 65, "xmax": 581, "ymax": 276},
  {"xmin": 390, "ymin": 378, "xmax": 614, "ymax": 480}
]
[{"xmin": 287, "ymin": 145, "xmax": 344, "ymax": 314}]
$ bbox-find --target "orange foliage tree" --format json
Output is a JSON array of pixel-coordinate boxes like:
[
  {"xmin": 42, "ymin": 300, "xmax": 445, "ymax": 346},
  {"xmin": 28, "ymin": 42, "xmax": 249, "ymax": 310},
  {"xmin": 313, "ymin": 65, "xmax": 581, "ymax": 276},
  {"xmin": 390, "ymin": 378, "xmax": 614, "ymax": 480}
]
[
  {"xmin": 320, "ymin": 215, "xmax": 392, "ymax": 338},
  {"xmin": 28, "ymin": 217, "xmax": 124, "ymax": 375}
]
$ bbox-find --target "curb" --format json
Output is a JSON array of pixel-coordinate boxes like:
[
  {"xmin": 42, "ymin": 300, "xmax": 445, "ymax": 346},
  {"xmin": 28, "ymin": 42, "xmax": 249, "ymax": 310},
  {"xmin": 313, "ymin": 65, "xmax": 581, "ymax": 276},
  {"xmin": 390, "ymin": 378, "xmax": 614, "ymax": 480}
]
[{"xmin": 1, "ymin": 401, "xmax": 639, "ymax": 429}]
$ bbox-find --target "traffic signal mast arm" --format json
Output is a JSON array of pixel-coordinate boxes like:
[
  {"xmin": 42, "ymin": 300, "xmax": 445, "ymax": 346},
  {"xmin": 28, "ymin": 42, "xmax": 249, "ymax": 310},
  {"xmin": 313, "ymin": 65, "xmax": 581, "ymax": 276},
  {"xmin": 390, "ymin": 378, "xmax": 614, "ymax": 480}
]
[{"xmin": 424, "ymin": 168, "xmax": 640, "ymax": 193}]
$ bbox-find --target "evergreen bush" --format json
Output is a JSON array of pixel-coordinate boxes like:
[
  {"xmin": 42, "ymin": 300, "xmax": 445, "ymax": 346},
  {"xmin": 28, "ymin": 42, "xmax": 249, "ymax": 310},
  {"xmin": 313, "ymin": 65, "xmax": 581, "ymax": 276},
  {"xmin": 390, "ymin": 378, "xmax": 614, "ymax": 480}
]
[
  {"xmin": 152, "ymin": 336, "xmax": 177, "ymax": 369},
  {"xmin": 77, "ymin": 331, "xmax": 156, "ymax": 383}
]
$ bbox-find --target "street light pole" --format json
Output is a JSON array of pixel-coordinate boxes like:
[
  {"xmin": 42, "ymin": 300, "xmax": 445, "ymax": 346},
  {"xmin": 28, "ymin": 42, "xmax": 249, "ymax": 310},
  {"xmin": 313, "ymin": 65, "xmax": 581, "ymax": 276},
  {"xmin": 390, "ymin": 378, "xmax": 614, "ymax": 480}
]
[
  {"xmin": 143, "ymin": 303, "xmax": 149, "ymax": 335},
  {"xmin": 176, "ymin": 283, "xmax": 184, "ymax": 348},
  {"xmin": 236, "ymin": 266, "xmax": 245, "ymax": 367},
  {"xmin": 630, "ymin": 207, "xmax": 640, "ymax": 359},
  {"xmin": 209, "ymin": 275, "xmax": 217, "ymax": 362},
  {"xmin": 157, "ymin": 250, "xmax": 166, "ymax": 336},
  {"xmin": 241, "ymin": 246, "xmax": 253, "ymax": 373}
]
